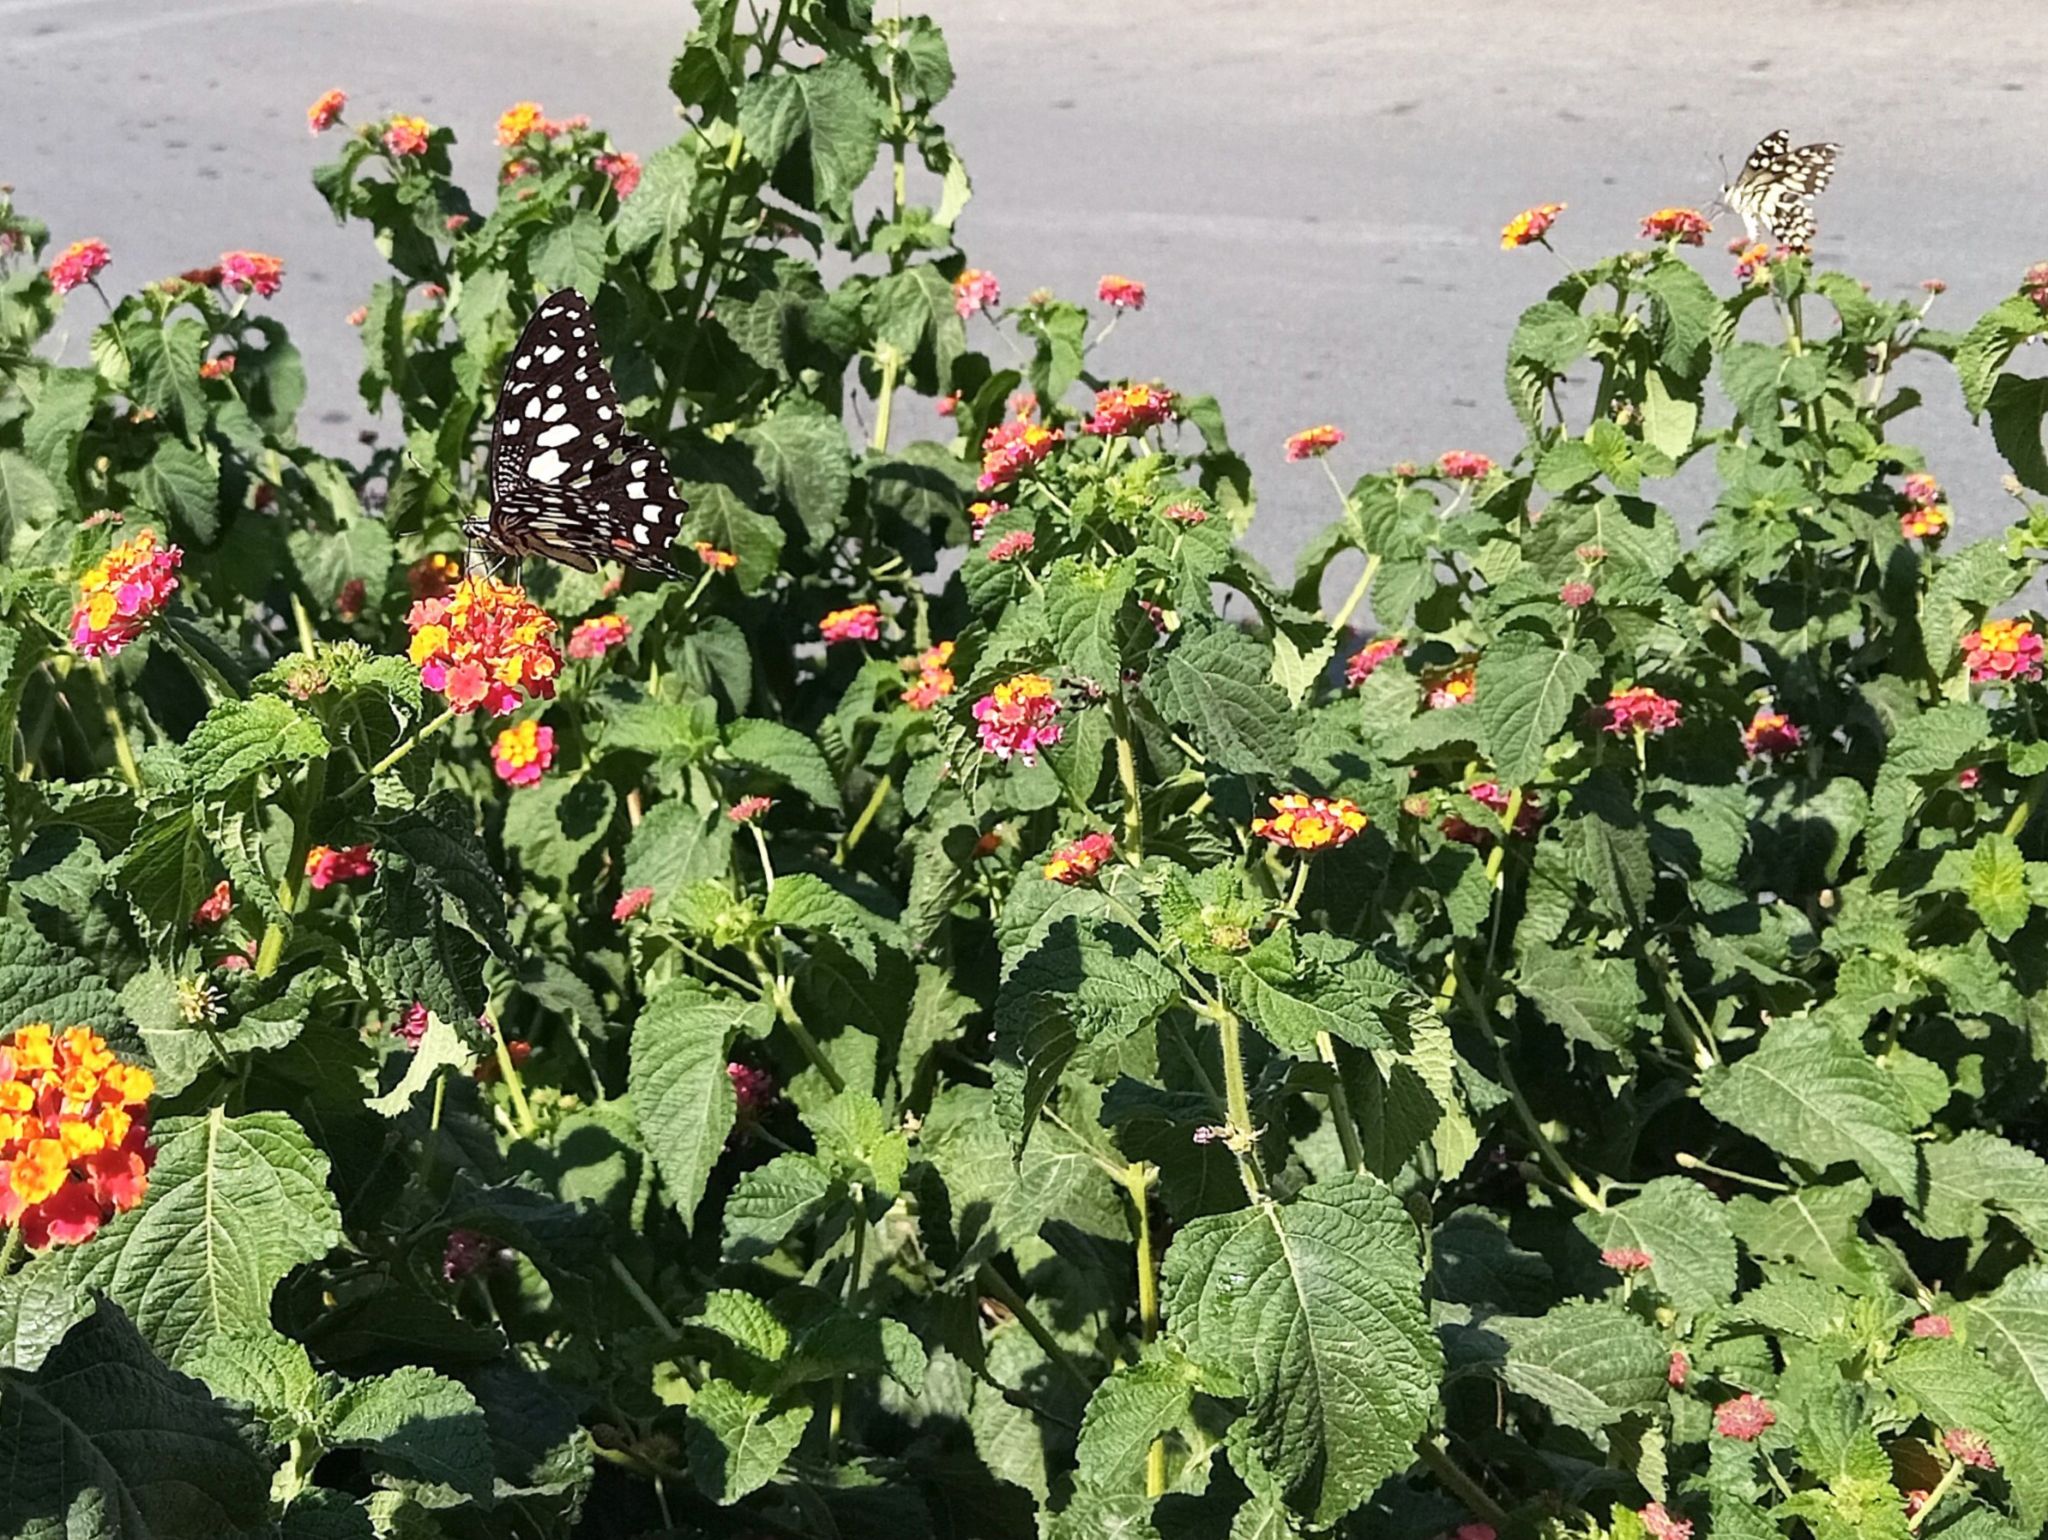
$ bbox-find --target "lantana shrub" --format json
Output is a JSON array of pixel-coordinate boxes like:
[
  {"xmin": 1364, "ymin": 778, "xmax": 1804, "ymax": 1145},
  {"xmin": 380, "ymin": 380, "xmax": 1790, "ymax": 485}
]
[{"xmin": 16, "ymin": 12, "xmax": 2048, "ymax": 1540}]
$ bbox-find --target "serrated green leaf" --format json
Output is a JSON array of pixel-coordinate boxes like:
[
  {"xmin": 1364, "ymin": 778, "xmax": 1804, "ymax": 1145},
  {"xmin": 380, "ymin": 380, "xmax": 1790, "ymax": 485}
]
[
  {"xmin": 1700, "ymin": 1021, "xmax": 1919, "ymax": 1197},
  {"xmin": 723, "ymin": 1152, "xmax": 838, "ymax": 1259},
  {"xmin": 1144, "ymin": 623, "xmax": 1297, "ymax": 777},
  {"xmin": 725, "ymin": 718, "xmax": 840, "ymax": 808},
  {"xmin": 1577, "ymin": 1176, "xmax": 1736, "ymax": 1312},
  {"xmin": 1964, "ymin": 832, "xmax": 2031, "ymax": 940},
  {"xmin": 736, "ymin": 59, "xmax": 883, "ymax": 214},
  {"xmin": 1476, "ymin": 638, "xmax": 1595, "ymax": 786},
  {"xmin": 1514, "ymin": 946, "xmax": 1645, "ymax": 1051},
  {"xmin": 1498, "ymin": 1300, "xmax": 1668, "ymax": 1429},
  {"xmin": 629, "ymin": 983, "xmax": 770, "ymax": 1227},
  {"xmin": 741, "ymin": 400, "xmax": 851, "ymax": 547},
  {"xmin": 183, "ymin": 696, "xmax": 328, "ymax": 795},
  {"xmin": 685, "ymin": 1379, "xmax": 810, "ymax": 1503},
  {"xmin": 0, "ymin": 1301, "xmax": 275, "ymax": 1540},
  {"xmin": 322, "ymin": 1366, "xmax": 492, "ymax": 1501},
  {"xmin": 1044, "ymin": 557, "xmax": 1143, "ymax": 689},
  {"xmin": 1163, "ymin": 1171, "xmax": 1438, "ymax": 1524},
  {"xmin": 67, "ymin": 1109, "xmax": 341, "ymax": 1371}
]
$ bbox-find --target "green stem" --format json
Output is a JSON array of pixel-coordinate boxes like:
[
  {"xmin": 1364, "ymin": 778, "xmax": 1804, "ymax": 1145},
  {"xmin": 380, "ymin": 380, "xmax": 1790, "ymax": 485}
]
[
  {"xmin": 1284, "ymin": 857, "xmax": 1312, "ymax": 917},
  {"xmin": 0, "ymin": 1223, "xmax": 24, "ymax": 1277},
  {"xmin": 673, "ymin": 127, "xmax": 750, "ymax": 396},
  {"xmin": 1111, "ymin": 698, "xmax": 1143, "ymax": 856},
  {"xmin": 419, "ymin": 1068, "xmax": 449, "ymax": 1188},
  {"xmin": 871, "ymin": 343, "xmax": 902, "ymax": 454},
  {"xmin": 1121, "ymin": 1162, "xmax": 1167, "ymax": 1497},
  {"xmin": 2005, "ymin": 769, "xmax": 2048, "ymax": 841},
  {"xmin": 977, "ymin": 1262, "xmax": 1091, "ymax": 1394},
  {"xmin": 1318, "ymin": 1032, "xmax": 1366, "ymax": 1175},
  {"xmin": 759, "ymin": 964, "xmax": 845, "ymax": 1094},
  {"xmin": 1415, "ymin": 1437, "xmax": 1507, "ymax": 1529},
  {"xmin": 1907, "ymin": 1456, "xmax": 1965, "ymax": 1534},
  {"xmin": 829, "ymin": 1186, "xmax": 867, "ymax": 1459},
  {"xmin": 86, "ymin": 659, "xmax": 142, "ymax": 791},
  {"xmin": 256, "ymin": 754, "xmax": 327, "ymax": 979},
  {"xmin": 1673, "ymin": 1151, "xmax": 1790, "ymax": 1193},
  {"xmin": 836, "ymin": 773, "xmax": 892, "ymax": 863},
  {"xmin": 1214, "ymin": 1003, "xmax": 1266, "ymax": 1201},
  {"xmin": 493, "ymin": 1028, "xmax": 537, "ymax": 1138},
  {"xmin": 608, "ymin": 1254, "xmax": 683, "ymax": 1341},
  {"xmin": 366, "ymin": 705, "xmax": 458, "ymax": 784},
  {"xmin": 1326, "ymin": 552, "xmax": 1383, "ymax": 634}
]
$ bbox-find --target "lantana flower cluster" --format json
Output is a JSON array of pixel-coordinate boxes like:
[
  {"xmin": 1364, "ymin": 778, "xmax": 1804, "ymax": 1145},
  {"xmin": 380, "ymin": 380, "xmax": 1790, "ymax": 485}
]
[
  {"xmin": 1899, "ymin": 471, "xmax": 1950, "ymax": 541},
  {"xmin": 1437, "ymin": 450, "xmax": 1494, "ymax": 481},
  {"xmin": 1097, "ymin": 274, "xmax": 1146, "ymax": 310},
  {"xmin": 979, "ymin": 419, "xmax": 1064, "ymax": 490},
  {"xmin": 71, "ymin": 528, "xmax": 183, "ymax": 658},
  {"xmin": 0, "ymin": 1026, "xmax": 154, "ymax": 1249},
  {"xmin": 407, "ymin": 576, "xmax": 561, "ymax": 714},
  {"xmin": 568, "ymin": 613, "xmax": 631, "ymax": 660},
  {"xmin": 219, "ymin": 250, "xmax": 284, "ymax": 297},
  {"xmin": 1500, "ymin": 202, "xmax": 1565, "ymax": 249},
  {"xmin": 1441, "ymin": 782, "xmax": 1542, "ymax": 846},
  {"xmin": 306, "ymin": 843, "xmax": 376, "ymax": 889},
  {"xmin": 1084, "ymin": 382, "xmax": 1176, "ymax": 437},
  {"xmin": 902, "ymin": 641, "xmax": 956, "ymax": 710},
  {"xmin": 1284, "ymin": 425, "xmax": 1344, "ymax": 461},
  {"xmin": 1043, "ymin": 832, "xmax": 1115, "ymax": 885},
  {"xmin": 973, "ymin": 674, "xmax": 1063, "ymax": 764},
  {"xmin": 821, "ymin": 603, "xmax": 882, "ymax": 644},
  {"xmin": 1640, "ymin": 207, "xmax": 1712, "ymax": 245},
  {"xmin": 1252, "ymin": 794, "xmax": 1368, "ymax": 852},
  {"xmin": 491, "ymin": 720, "xmax": 556, "ymax": 788},
  {"xmin": 48, "ymin": 238, "xmax": 111, "ymax": 295},
  {"xmin": 1962, "ymin": 617, "xmax": 2044, "ymax": 684},
  {"xmin": 952, "ymin": 267, "xmax": 1000, "ymax": 318},
  {"xmin": 1741, "ymin": 707, "xmax": 1804, "ymax": 759},
  {"xmin": 1346, "ymin": 635, "xmax": 1403, "ymax": 686},
  {"xmin": 1597, "ymin": 685, "xmax": 1681, "ymax": 737}
]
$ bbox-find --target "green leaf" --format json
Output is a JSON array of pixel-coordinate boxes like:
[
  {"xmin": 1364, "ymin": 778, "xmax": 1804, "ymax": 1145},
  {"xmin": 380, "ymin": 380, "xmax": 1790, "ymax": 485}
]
[
  {"xmin": 1476, "ymin": 638, "xmax": 1595, "ymax": 786},
  {"xmin": 116, "ymin": 800, "xmax": 213, "ymax": 938},
  {"xmin": 685, "ymin": 1379, "xmax": 810, "ymax": 1503},
  {"xmin": 679, "ymin": 479, "xmax": 785, "ymax": 593},
  {"xmin": 0, "ymin": 450, "xmax": 62, "ymax": 550},
  {"xmin": 612, "ymin": 142, "xmax": 698, "ymax": 289},
  {"xmin": 761, "ymin": 872, "xmax": 900, "ymax": 971},
  {"xmin": 1513, "ymin": 947, "xmax": 1645, "ymax": 1051},
  {"xmin": 1958, "ymin": 294, "xmax": 2048, "ymax": 416},
  {"xmin": 0, "ymin": 1300, "xmax": 275, "ymax": 1540},
  {"xmin": 1964, "ymin": 832, "xmax": 2032, "ymax": 940},
  {"xmin": 1163, "ymin": 1171, "xmax": 1438, "ymax": 1525},
  {"xmin": 804, "ymin": 1089, "xmax": 909, "ymax": 1194},
  {"xmin": 741, "ymin": 400, "xmax": 852, "ymax": 547},
  {"xmin": 922, "ymin": 1083, "xmax": 1126, "ymax": 1262},
  {"xmin": 1226, "ymin": 934, "xmax": 1405, "ymax": 1056},
  {"xmin": 136, "ymin": 436, "xmax": 221, "ymax": 543},
  {"xmin": 1699, "ymin": 1021, "xmax": 1920, "ymax": 1197},
  {"xmin": 1497, "ymin": 1301, "xmax": 1669, "ymax": 1430},
  {"xmin": 723, "ymin": 1152, "xmax": 838, "ymax": 1259},
  {"xmin": 1989, "ymin": 373, "xmax": 2048, "ymax": 495},
  {"xmin": 0, "ymin": 913, "xmax": 125, "ymax": 1038},
  {"xmin": 1144, "ymin": 622, "xmax": 1297, "ymax": 777},
  {"xmin": 1720, "ymin": 341, "xmax": 1790, "ymax": 451},
  {"xmin": 67, "ymin": 1109, "xmax": 342, "ymax": 1371},
  {"xmin": 366, "ymin": 1011, "xmax": 475, "ymax": 1117},
  {"xmin": 629, "ymin": 982, "xmax": 770, "ymax": 1227},
  {"xmin": 321, "ymin": 1367, "xmax": 493, "ymax": 1501},
  {"xmin": 528, "ymin": 210, "xmax": 608, "ymax": 297},
  {"xmin": 1044, "ymin": 557, "xmax": 1144, "ymax": 689},
  {"xmin": 1865, "ymin": 703, "xmax": 1990, "ymax": 870},
  {"xmin": 737, "ymin": 59, "xmax": 884, "ymax": 214},
  {"xmin": 623, "ymin": 798, "xmax": 734, "ymax": 900},
  {"xmin": 725, "ymin": 718, "xmax": 840, "ymax": 809},
  {"xmin": 1073, "ymin": 1346, "xmax": 1205, "ymax": 1498},
  {"xmin": 0, "ymin": 1255, "xmax": 92, "ymax": 1373},
  {"xmin": 1577, "ymin": 1176, "xmax": 1737, "ymax": 1312},
  {"xmin": 1640, "ymin": 259, "xmax": 1718, "ymax": 379},
  {"xmin": 183, "ymin": 1331, "xmax": 323, "ymax": 1442},
  {"xmin": 502, "ymin": 774, "xmax": 615, "ymax": 886},
  {"xmin": 182, "ymin": 695, "xmax": 328, "ymax": 795},
  {"xmin": 1727, "ymin": 1179, "xmax": 1882, "ymax": 1292},
  {"xmin": 1920, "ymin": 1131, "xmax": 2048, "ymax": 1250}
]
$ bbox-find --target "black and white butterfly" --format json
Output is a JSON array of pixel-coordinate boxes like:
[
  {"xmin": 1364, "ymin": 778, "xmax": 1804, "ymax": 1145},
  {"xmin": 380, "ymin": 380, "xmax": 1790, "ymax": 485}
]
[
  {"xmin": 465, "ymin": 288, "xmax": 690, "ymax": 579},
  {"xmin": 1720, "ymin": 129, "xmax": 1840, "ymax": 253}
]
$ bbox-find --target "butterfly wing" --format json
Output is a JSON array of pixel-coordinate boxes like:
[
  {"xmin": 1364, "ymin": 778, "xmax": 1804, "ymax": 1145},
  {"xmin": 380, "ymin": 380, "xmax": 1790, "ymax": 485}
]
[
  {"xmin": 1728, "ymin": 130, "xmax": 1839, "ymax": 252},
  {"xmin": 481, "ymin": 289, "xmax": 690, "ymax": 578}
]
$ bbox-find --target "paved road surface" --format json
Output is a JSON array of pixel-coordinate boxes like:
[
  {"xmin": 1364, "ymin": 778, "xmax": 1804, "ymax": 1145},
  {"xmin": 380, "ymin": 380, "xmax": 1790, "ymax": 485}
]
[{"xmin": 5, "ymin": 0, "xmax": 2042, "ymax": 578}]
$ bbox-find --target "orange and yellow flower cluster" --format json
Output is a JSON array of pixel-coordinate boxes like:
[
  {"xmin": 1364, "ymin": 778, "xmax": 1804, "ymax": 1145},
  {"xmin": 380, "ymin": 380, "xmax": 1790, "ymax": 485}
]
[
  {"xmin": 496, "ymin": 101, "xmax": 547, "ymax": 145},
  {"xmin": 1284, "ymin": 425, "xmax": 1344, "ymax": 462},
  {"xmin": 1963, "ymin": 617, "xmax": 2045, "ymax": 684},
  {"xmin": 902, "ymin": 641, "xmax": 956, "ymax": 710},
  {"xmin": 1084, "ymin": 382, "xmax": 1177, "ymax": 437},
  {"xmin": 383, "ymin": 115, "xmax": 432, "ymax": 157},
  {"xmin": 568, "ymin": 613, "xmax": 631, "ymax": 661},
  {"xmin": 1500, "ymin": 203, "xmax": 1565, "ymax": 249},
  {"xmin": 987, "ymin": 530, "xmax": 1036, "ymax": 564},
  {"xmin": 70, "ymin": 528, "xmax": 182, "ymax": 658},
  {"xmin": 0, "ymin": 1026, "xmax": 154, "ymax": 1249},
  {"xmin": 1346, "ymin": 635, "xmax": 1403, "ymax": 686},
  {"xmin": 821, "ymin": 603, "xmax": 882, "ymax": 644},
  {"xmin": 1044, "ymin": 831, "xmax": 1115, "ymax": 885},
  {"xmin": 1426, "ymin": 664, "xmax": 1476, "ymax": 710},
  {"xmin": 1252, "ymin": 794, "xmax": 1369, "ymax": 852},
  {"xmin": 491, "ymin": 720, "xmax": 556, "ymax": 788},
  {"xmin": 979, "ymin": 419, "xmax": 1064, "ymax": 491},
  {"xmin": 1899, "ymin": 471, "xmax": 1949, "ymax": 541},
  {"xmin": 1741, "ymin": 707, "xmax": 1804, "ymax": 759},
  {"xmin": 1437, "ymin": 450, "xmax": 1494, "ymax": 481},
  {"xmin": 307, "ymin": 88, "xmax": 347, "ymax": 134},
  {"xmin": 48, "ymin": 238, "xmax": 110, "ymax": 295},
  {"xmin": 408, "ymin": 552, "xmax": 462, "ymax": 600},
  {"xmin": 407, "ymin": 575, "xmax": 561, "ymax": 715},
  {"xmin": 694, "ymin": 542, "xmax": 739, "ymax": 571},
  {"xmin": 1640, "ymin": 207, "xmax": 1712, "ymax": 245},
  {"xmin": 973, "ymin": 673, "xmax": 1063, "ymax": 764}
]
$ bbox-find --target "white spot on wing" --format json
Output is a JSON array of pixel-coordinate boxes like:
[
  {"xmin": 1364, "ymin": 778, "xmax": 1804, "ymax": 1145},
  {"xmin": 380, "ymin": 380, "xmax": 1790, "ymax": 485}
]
[
  {"xmin": 537, "ymin": 423, "xmax": 581, "ymax": 448},
  {"xmin": 527, "ymin": 449, "xmax": 568, "ymax": 483},
  {"xmin": 540, "ymin": 345, "xmax": 565, "ymax": 364}
]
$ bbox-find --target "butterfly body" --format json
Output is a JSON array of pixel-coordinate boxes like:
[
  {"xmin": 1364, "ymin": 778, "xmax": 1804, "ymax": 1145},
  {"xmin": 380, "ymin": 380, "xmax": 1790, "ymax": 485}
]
[
  {"xmin": 1720, "ymin": 129, "xmax": 1840, "ymax": 253},
  {"xmin": 468, "ymin": 289, "xmax": 690, "ymax": 579}
]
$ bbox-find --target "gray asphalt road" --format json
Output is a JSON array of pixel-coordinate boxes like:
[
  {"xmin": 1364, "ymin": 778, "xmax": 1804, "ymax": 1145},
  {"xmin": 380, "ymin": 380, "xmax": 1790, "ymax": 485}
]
[{"xmin": 6, "ymin": 0, "xmax": 2043, "ymax": 578}]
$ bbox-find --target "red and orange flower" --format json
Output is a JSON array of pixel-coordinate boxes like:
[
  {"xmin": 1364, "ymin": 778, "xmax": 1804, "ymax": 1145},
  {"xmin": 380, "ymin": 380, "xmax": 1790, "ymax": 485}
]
[
  {"xmin": 1598, "ymin": 686, "xmax": 1681, "ymax": 737},
  {"xmin": 496, "ymin": 101, "xmax": 546, "ymax": 145},
  {"xmin": 48, "ymin": 239, "xmax": 111, "ymax": 295},
  {"xmin": 1437, "ymin": 450, "xmax": 1494, "ymax": 481},
  {"xmin": 1346, "ymin": 635, "xmax": 1404, "ymax": 686},
  {"xmin": 1963, "ymin": 617, "xmax": 2045, "ymax": 684},
  {"xmin": 307, "ymin": 88, "xmax": 347, "ymax": 133},
  {"xmin": 1097, "ymin": 274, "xmax": 1146, "ymax": 310},
  {"xmin": 902, "ymin": 641, "xmax": 956, "ymax": 710},
  {"xmin": 1044, "ymin": 831, "xmax": 1115, "ymax": 885},
  {"xmin": 1085, "ymin": 382, "xmax": 1177, "ymax": 437},
  {"xmin": 1252, "ymin": 794, "xmax": 1369, "ymax": 852},
  {"xmin": 821, "ymin": 603, "xmax": 882, "ymax": 644},
  {"xmin": 491, "ymin": 720, "xmax": 555, "ymax": 788},
  {"xmin": 1284, "ymin": 425, "xmax": 1344, "ymax": 461},
  {"xmin": 218, "ymin": 250, "xmax": 283, "ymax": 298},
  {"xmin": 1640, "ymin": 207, "xmax": 1712, "ymax": 245},
  {"xmin": 70, "ymin": 528, "xmax": 183, "ymax": 658},
  {"xmin": 1741, "ymin": 708, "xmax": 1804, "ymax": 759},
  {"xmin": 979, "ymin": 419, "xmax": 1064, "ymax": 491},
  {"xmin": 306, "ymin": 843, "xmax": 376, "ymax": 889},
  {"xmin": 952, "ymin": 267, "xmax": 1000, "ymax": 318},
  {"xmin": 1500, "ymin": 203, "xmax": 1565, "ymax": 249},
  {"xmin": 406, "ymin": 575, "xmax": 561, "ymax": 715},
  {"xmin": 0, "ymin": 1026, "xmax": 154, "ymax": 1249},
  {"xmin": 382, "ymin": 115, "xmax": 432, "ymax": 157}
]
